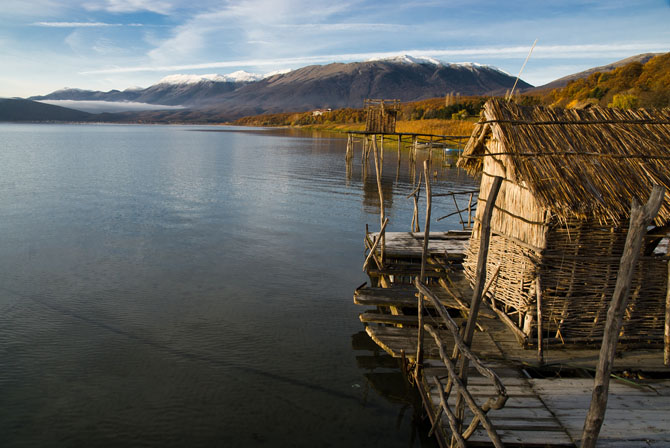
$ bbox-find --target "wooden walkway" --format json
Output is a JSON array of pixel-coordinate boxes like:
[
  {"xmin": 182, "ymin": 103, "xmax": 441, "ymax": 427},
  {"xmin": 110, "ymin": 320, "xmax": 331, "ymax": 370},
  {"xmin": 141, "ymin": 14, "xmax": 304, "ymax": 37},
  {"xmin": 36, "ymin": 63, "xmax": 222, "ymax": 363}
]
[{"xmin": 357, "ymin": 231, "xmax": 670, "ymax": 447}]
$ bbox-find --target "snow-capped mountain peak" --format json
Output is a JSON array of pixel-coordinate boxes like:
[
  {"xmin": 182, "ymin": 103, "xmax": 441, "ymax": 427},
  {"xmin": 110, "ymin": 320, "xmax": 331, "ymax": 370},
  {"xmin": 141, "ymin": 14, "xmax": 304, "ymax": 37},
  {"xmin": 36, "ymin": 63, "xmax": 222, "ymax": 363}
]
[
  {"xmin": 369, "ymin": 54, "xmax": 443, "ymax": 66},
  {"xmin": 156, "ymin": 71, "xmax": 264, "ymax": 86},
  {"xmin": 366, "ymin": 54, "xmax": 509, "ymax": 75},
  {"xmin": 449, "ymin": 62, "xmax": 511, "ymax": 76}
]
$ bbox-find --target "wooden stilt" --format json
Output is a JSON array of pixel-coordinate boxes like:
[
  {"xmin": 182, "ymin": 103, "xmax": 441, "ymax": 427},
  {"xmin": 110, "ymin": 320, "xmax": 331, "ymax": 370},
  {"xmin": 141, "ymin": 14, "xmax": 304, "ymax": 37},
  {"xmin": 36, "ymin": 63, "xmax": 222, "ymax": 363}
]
[
  {"xmin": 581, "ymin": 185, "xmax": 665, "ymax": 448},
  {"xmin": 454, "ymin": 176, "xmax": 503, "ymax": 434},
  {"xmin": 397, "ymin": 134, "xmax": 402, "ymax": 161},
  {"xmin": 372, "ymin": 135, "xmax": 385, "ymax": 264},
  {"xmin": 536, "ymin": 275, "xmax": 544, "ymax": 364},
  {"xmin": 379, "ymin": 135, "xmax": 384, "ymax": 164},
  {"xmin": 414, "ymin": 160, "xmax": 432, "ymax": 380}
]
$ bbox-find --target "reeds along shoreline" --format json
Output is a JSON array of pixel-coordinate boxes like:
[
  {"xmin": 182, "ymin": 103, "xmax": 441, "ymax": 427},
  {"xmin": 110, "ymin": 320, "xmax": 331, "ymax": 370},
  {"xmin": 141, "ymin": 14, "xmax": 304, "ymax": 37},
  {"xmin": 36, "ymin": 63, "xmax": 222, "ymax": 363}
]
[{"xmin": 395, "ymin": 119, "xmax": 475, "ymax": 136}]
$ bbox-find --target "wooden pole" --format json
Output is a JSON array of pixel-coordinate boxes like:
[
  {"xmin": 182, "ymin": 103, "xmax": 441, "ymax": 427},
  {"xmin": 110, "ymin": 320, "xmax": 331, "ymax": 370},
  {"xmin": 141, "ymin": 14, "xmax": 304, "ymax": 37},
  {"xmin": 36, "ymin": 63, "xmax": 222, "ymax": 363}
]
[
  {"xmin": 397, "ymin": 134, "xmax": 402, "ymax": 161},
  {"xmin": 372, "ymin": 135, "xmax": 385, "ymax": 264},
  {"xmin": 454, "ymin": 176, "xmax": 502, "ymax": 431},
  {"xmin": 467, "ymin": 193, "xmax": 474, "ymax": 228},
  {"xmin": 664, "ymin": 256, "xmax": 670, "ymax": 366},
  {"xmin": 462, "ymin": 176, "xmax": 502, "ymax": 349},
  {"xmin": 536, "ymin": 275, "xmax": 544, "ymax": 365},
  {"xmin": 412, "ymin": 135, "xmax": 418, "ymax": 163},
  {"xmin": 581, "ymin": 185, "xmax": 665, "ymax": 448},
  {"xmin": 379, "ymin": 135, "xmax": 384, "ymax": 164},
  {"xmin": 362, "ymin": 218, "xmax": 389, "ymax": 272},
  {"xmin": 414, "ymin": 160, "xmax": 432, "ymax": 380}
]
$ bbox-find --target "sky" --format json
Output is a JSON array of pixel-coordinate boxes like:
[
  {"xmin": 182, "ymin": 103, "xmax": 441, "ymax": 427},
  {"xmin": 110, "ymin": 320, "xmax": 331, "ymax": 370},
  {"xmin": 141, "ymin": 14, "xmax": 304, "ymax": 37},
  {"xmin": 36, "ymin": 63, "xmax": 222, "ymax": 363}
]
[{"xmin": 1, "ymin": 0, "xmax": 669, "ymax": 98}]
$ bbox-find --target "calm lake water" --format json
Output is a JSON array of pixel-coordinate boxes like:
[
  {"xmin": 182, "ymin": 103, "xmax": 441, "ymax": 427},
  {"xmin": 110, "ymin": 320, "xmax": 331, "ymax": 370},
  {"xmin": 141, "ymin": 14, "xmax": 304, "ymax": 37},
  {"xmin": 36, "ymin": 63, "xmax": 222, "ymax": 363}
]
[{"xmin": 0, "ymin": 123, "xmax": 476, "ymax": 447}]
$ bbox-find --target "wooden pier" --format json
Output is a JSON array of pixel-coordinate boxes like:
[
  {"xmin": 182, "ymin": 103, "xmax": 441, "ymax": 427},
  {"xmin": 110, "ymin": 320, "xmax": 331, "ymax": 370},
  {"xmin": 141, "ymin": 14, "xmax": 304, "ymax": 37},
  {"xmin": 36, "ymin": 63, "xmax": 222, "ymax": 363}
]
[
  {"xmin": 357, "ymin": 231, "xmax": 670, "ymax": 447},
  {"xmin": 351, "ymin": 99, "xmax": 670, "ymax": 446}
]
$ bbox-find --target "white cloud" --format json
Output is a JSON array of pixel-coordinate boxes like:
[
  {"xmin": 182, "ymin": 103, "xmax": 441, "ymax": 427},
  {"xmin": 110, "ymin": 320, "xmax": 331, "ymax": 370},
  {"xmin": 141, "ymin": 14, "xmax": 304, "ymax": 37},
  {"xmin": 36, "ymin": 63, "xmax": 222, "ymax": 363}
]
[
  {"xmin": 83, "ymin": 0, "xmax": 174, "ymax": 14},
  {"xmin": 33, "ymin": 21, "xmax": 122, "ymax": 27},
  {"xmin": 144, "ymin": 0, "xmax": 361, "ymax": 64},
  {"xmin": 82, "ymin": 42, "xmax": 670, "ymax": 74}
]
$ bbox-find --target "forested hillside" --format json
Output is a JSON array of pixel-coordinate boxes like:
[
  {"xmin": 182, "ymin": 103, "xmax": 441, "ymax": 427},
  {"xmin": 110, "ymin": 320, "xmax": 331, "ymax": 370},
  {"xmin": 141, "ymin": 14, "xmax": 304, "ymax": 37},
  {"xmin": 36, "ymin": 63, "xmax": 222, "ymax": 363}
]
[{"xmin": 541, "ymin": 53, "xmax": 670, "ymax": 108}]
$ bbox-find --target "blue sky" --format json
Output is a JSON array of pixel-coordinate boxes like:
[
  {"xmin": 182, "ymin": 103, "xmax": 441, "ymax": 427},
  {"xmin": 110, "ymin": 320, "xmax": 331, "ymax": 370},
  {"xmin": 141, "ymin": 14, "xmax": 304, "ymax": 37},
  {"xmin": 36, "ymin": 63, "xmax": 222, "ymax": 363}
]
[{"xmin": 1, "ymin": 0, "xmax": 669, "ymax": 97}]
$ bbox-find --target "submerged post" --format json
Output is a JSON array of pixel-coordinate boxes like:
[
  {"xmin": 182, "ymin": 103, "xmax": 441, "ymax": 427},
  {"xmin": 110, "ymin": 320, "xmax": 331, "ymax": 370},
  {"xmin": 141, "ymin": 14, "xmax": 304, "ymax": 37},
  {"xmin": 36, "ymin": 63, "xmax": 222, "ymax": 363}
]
[
  {"xmin": 581, "ymin": 185, "xmax": 665, "ymax": 448},
  {"xmin": 397, "ymin": 134, "xmax": 402, "ymax": 162}
]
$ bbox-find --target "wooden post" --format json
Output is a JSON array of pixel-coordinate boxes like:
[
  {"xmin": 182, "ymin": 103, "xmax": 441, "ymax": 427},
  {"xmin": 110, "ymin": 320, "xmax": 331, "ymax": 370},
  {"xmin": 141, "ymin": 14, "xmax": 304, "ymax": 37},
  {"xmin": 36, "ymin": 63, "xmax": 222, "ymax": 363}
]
[
  {"xmin": 536, "ymin": 275, "xmax": 544, "ymax": 364},
  {"xmin": 414, "ymin": 160, "xmax": 432, "ymax": 380},
  {"xmin": 363, "ymin": 136, "xmax": 369, "ymax": 163},
  {"xmin": 467, "ymin": 193, "xmax": 474, "ymax": 228},
  {"xmin": 664, "ymin": 258, "xmax": 670, "ymax": 366},
  {"xmin": 412, "ymin": 135, "xmax": 418, "ymax": 163},
  {"xmin": 581, "ymin": 185, "xmax": 665, "ymax": 448},
  {"xmin": 379, "ymin": 135, "xmax": 384, "ymax": 164},
  {"xmin": 428, "ymin": 136, "xmax": 433, "ymax": 165},
  {"xmin": 462, "ymin": 176, "xmax": 503, "ymax": 350},
  {"xmin": 372, "ymin": 135, "xmax": 385, "ymax": 264},
  {"xmin": 397, "ymin": 134, "xmax": 402, "ymax": 161},
  {"xmin": 454, "ymin": 176, "xmax": 502, "ymax": 431}
]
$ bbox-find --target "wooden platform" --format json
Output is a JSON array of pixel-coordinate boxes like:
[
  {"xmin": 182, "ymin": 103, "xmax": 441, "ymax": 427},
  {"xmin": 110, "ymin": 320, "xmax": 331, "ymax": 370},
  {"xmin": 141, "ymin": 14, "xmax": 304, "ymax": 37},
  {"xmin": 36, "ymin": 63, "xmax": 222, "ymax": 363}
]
[
  {"xmin": 419, "ymin": 363, "xmax": 670, "ymax": 447},
  {"xmin": 358, "ymin": 229, "xmax": 670, "ymax": 446},
  {"xmin": 421, "ymin": 363, "xmax": 574, "ymax": 447},
  {"xmin": 370, "ymin": 231, "xmax": 470, "ymax": 261},
  {"xmin": 365, "ymin": 316, "xmax": 670, "ymax": 372}
]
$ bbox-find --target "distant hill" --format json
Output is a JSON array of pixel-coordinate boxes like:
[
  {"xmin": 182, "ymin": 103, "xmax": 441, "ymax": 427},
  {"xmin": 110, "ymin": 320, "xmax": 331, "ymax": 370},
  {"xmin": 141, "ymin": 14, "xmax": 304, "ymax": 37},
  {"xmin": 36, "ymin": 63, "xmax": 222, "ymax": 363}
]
[
  {"xmin": 538, "ymin": 52, "xmax": 670, "ymax": 108},
  {"xmin": 0, "ymin": 98, "xmax": 92, "ymax": 122},
  {"xmin": 531, "ymin": 53, "xmax": 661, "ymax": 92},
  {"xmin": 28, "ymin": 56, "xmax": 531, "ymax": 121}
]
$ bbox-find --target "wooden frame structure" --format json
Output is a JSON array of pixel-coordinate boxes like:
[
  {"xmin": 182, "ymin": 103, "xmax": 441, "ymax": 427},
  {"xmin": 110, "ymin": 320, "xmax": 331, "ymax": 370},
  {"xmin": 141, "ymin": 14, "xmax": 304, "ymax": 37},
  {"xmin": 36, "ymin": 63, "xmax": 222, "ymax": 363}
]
[
  {"xmin": 365, "ymin": 99, "xmax": 400, "ymax": 133},
  {"xmin": 458, "ymin": 99, "xmax": 670, "ymax": 349}
]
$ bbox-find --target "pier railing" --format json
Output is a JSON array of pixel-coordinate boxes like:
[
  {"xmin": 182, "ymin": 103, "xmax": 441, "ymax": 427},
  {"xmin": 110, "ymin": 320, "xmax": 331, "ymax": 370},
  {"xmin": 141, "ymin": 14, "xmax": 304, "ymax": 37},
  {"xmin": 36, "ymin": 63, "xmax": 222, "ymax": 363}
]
[
  {"xmin": 414, "ymin": 165, "xmax": 507, "ymax": 447},
  {"xmin": 416, "ymin": 280, "xmax": 508, "ymax": 447}
]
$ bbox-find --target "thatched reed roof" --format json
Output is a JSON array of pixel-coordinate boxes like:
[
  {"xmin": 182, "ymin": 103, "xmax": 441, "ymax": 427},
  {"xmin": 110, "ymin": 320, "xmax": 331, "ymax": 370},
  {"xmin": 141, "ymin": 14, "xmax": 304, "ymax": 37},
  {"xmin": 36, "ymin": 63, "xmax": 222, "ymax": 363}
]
[{"xmin": 458, "ymin": 99, "xmax": 670, "ymax": 225}]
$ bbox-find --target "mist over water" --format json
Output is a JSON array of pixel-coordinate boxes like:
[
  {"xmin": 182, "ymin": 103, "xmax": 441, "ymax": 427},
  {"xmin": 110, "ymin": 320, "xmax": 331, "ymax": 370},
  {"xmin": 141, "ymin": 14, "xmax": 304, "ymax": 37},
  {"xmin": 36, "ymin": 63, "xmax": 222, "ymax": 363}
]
[{"xmin": 0, "ymin": 123, "xmax": 476, "ymax": 447}]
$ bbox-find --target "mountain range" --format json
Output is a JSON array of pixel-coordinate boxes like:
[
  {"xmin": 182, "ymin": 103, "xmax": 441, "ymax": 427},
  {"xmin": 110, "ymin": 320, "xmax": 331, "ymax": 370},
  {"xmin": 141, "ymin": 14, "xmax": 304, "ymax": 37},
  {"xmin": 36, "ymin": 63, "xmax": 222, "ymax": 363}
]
[
  {"xmin": 21, "ymin": 56, "xmax": 529, "ymax": 121},
  {"xmin": 2, "ymin": 53, "xmax": 663, "ymax": 123}
]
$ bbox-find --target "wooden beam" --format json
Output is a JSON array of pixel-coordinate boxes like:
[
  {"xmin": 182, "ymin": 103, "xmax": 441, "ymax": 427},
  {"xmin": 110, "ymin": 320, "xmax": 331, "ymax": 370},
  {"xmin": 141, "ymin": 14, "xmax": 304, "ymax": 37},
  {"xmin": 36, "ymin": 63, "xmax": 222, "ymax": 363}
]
[
  {"xmin": 372, "ymin": 135, "xmax": 386, "ymax": 263},
  {"xmin": 536, "ymin": 275, "xmax": 544, "ymax": 365},
  {"xmin": 415, "ymin": 160, "xmax": 432, "ymax": 379},
  {"xmin": 462, "ymin": 176, "xmax": 503, "ymax": 349},
  {"xmin": 581, "ymin": 185, "xmax": 665, "ymax": 448},
  {"xmin": 362, "ymin": 218, "xmax": 389, "ymax": 272},
  {"xmin": 454, "ymin": 175, "xmax": 502, "ymax": 432}
]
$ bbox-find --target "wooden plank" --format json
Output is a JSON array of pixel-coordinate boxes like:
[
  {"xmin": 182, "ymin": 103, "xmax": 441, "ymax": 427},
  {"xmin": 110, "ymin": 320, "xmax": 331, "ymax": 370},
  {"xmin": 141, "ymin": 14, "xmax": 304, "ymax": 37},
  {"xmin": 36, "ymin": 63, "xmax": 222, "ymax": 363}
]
[
  {"xmin": 365, "ymin": 325, "xmax": 504, "ymax": 360},
  {"xmin": 360, "ymin": 312, "xmax": 443, "ymax": 327},
  {"xmin": 466, "ymin": 428, "xmax": 574, "ymax": 446},
  {"xmin": 527, "ymin": 377, "xmax": 670, "ymax": 446},
  {"xmin": 354, "ymin": 286, "xmax": 497, "ymax": 318}
]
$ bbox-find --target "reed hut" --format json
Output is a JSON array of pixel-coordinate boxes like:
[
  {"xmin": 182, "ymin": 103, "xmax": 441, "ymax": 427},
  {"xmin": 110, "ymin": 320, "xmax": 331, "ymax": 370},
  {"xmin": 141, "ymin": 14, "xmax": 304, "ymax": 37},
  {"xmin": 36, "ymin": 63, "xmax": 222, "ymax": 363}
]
[
  {"xmin": 457, "ymin": 99, "xmax": 670, "ymax": 347},
  {"xmin": 365, "ymin": 99, "xmax": 400, "ymax": 133}
]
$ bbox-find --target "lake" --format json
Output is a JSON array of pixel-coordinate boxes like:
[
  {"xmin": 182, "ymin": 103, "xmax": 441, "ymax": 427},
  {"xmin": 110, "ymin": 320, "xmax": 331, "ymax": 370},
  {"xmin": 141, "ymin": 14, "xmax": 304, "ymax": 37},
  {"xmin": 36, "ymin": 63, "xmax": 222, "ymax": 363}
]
[{"xmin": 0, "ymin": 123, "xmax": 477, "ymax": 447}]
